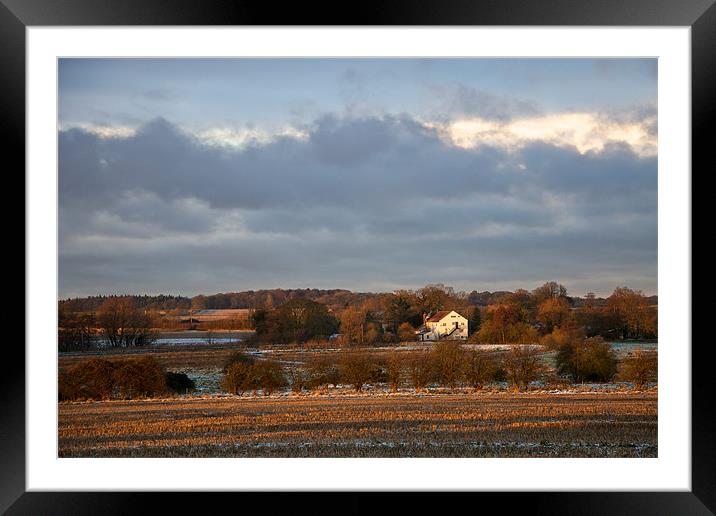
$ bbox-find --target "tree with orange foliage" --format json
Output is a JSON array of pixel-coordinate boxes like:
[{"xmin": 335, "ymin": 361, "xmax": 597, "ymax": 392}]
[
  {"xmin": 607, "ymin": 287, "xmax": 652, "ymax": 339},
  {"xmin": 474, "ymin": 304, "xmax": 537, "ymax": 344},
  {"xmin": 537, "ymin": 297, "xmax": 572, "ymax": 333}
]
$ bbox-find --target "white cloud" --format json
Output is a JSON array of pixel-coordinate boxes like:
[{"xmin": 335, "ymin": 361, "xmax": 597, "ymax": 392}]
[
  {"xmin": 426, "ymin": 112, "xmax": 657, "ymax": 158},
  {"xmin": 61, "ymin": 108, "xmax": 656, "ymax": 158},
  {"xmin": 196, "ymin": 126, "xmax": 308, "ymax": 148},
  {"xmin": 61, "ymin": 121, "xmax": 310, "ymax": 149},
  {"xmin": 59, "ymin": 122, "xmax": 137, "ymax": 139}
]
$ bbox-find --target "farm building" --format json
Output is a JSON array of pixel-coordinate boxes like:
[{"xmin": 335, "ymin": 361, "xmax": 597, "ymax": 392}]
[
  {"xmin": 179, "ymin": 308, "xmax": 253, "ymax": 323},
  {"xmin": 415, "ymin": 310, "xmax": 468, "ymax": 341}
]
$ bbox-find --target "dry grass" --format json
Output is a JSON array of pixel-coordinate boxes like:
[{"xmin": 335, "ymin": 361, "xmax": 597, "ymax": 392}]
[{"xmin": 59, "ymin": 391, "xmax": 657, "ymax": 458}]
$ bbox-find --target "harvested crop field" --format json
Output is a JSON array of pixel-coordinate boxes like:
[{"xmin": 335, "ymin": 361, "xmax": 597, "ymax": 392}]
[{"xmin": 59, "ymin": 391, "xmax": 657, "ymax": 458}]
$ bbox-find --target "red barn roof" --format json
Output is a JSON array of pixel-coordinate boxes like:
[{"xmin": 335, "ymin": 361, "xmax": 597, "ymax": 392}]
[{"xmin": 425, "ymin": 310, "xmax": 452, "ymax": 323}]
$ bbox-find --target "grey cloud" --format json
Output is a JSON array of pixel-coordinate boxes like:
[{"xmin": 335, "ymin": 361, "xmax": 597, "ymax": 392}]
[
  {"xmin": 593, "ymin": 59, "xmax": 657, "ymax": 81},
  {"xmin": 58, "ymin": 114, "xmax": 657, "ymax": 298},
  {"xmin": 309, "ymin": 115, "xmax": 398, "ymax": 165},
  {"xmin": 62, "ymin": 116, "xmax": 516, "ymax": 212},
  {"xmin": 597, "ymin": 104, "xmax": 658, "ymax": 138},
  {"xmin": 59, "ymin": 215, "xmax": 656, "ymax": 298},
  {"xmin": 516, "ymin": 142, "xmax": 657, "ymax": 206},
  {"xmin": 139, "ymin": 88, "xmax": 176, "ymax": 101},
  {"xmin": 429, "ymin": 83, "xmax": 542, "ymax": 121}
]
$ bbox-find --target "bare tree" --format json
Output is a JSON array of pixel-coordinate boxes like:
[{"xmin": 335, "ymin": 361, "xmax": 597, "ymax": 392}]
[
  {"xmin": 58, "ymin": 304, "xmax": 96, "ymax": 351},
  {"xmin": 97, "ymin": 297, "xmax": 156, "ymax": 348}
]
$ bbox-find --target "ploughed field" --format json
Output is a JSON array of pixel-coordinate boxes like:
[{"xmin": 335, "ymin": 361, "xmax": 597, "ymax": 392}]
[{"xmin": 59, "ymin": 391, "xmax": 657, "ymax": 458}]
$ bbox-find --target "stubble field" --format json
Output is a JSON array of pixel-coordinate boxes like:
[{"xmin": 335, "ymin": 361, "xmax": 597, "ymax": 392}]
[{"xmin": 58, "ymin": 391, "xmax": 657, "ymax": 458}]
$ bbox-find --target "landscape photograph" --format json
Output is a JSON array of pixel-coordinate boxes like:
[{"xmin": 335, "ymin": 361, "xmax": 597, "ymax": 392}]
[{"xmin": 58, "ymin": 57, "xmax": 658, "ymax": 459}]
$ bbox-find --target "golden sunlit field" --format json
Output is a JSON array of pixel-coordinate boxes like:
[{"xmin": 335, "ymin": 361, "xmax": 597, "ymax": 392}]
[{"xmin": 59, "ymin": 391, "xmax": 657, "ymax": 458}]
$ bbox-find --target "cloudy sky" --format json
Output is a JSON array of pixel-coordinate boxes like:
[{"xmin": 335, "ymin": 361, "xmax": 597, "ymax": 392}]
[{"xmin": 58, "ymin": 58, "xmax": 657, "ymax": 299}]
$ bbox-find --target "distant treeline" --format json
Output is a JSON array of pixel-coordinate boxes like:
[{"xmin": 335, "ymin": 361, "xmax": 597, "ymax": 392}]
[
  {"xmin": 60, "ymin": 294, "xmax": 192, "ymax": 312},
  {"xmin": 59, "ymin": 283, "xmax": 658, "ymax": 351},
  {"xmin": 59, "ymin": 288, "xmax": 657, "ymax": 312},
  {"xmin": 191, "ymin": 289, "xmax": 378, "ymax": 311}
]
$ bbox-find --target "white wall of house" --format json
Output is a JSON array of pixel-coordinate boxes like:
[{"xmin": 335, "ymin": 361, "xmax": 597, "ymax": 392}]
[{"xmin": 420, "ymin": 311, "xmax": 468, "ymax": 341}]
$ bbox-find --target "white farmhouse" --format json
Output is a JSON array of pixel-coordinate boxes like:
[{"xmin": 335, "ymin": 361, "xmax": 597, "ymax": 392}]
[{"xmin": 415, "ymin": 310, "xmax": 468, "ymax": 341}]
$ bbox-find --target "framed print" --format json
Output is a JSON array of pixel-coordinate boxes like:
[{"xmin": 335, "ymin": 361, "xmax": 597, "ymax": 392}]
[{"xmin": 6, "ymin": 0, "xmax": 711, "ymax": 513}]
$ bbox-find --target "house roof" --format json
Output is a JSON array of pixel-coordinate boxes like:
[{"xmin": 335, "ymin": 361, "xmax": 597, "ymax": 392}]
[
  {"xmin": 193, "ymin": 309, "xmax": 251, "ymax": 315},
  {"xmin": 425, "ymin": 310, "xmax": 453, "ymax": 323}
]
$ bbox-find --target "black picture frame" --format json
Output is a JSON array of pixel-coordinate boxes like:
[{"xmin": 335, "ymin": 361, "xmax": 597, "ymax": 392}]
[{"xmin": 5, "ymin": 0, "xmax": 710, "ymax": 513}]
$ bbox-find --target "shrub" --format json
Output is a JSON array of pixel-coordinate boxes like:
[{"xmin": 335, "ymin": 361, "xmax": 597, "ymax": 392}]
[
  {"xmin": 222, "ymin": 351, "xmax": 256, "ymax": 373},
  {"xmin": 503, "ymin": 346, "xmax": 546, "ymax": 391},
  {"xmin": 252, "ymin": 360, "xmax": 288, "ymax": 395},
  {"xmin": 618, "ymin": 348, "xmax": 657, "ymax": 389},
  {"xmin": 222, "ymin": 359, "xmax": 288, "ymax": 395},
  {"xmin": 491, "ymin": 363, "xmax": 508, "ymax": 383},
  {"xmin": 430, "ymin": 341, "xmax": 464, "ymax": 388},
  {"xmin": 407, "ymin": 352, "xmax": 434, "ymax": 391},
  {"xmin": 59, "ymin": 358, "xmax": 116, "ymax": 401},
  {"xmin": 339, "ymin": 353, "xmax": 375, "ymax": 392},
  {"xmin": 58, "ymin": 372, "xmax": 74, "ymax": 401},
  {"xmin": 386, "ymin": 352, "xmax": 403, "ymax": 391},
  {"xmin": 221, "ymin": 361, "xmax": 255, "ymax": 395},
  {"xmin": 306, "ymin": 355, "xmax": 341, "ymax": 389},
  {"xmin": 165, "ymin": 371, "xmax": 196, "ymax": 394},
  {"xmin": 287, "ymin": 366, "xmax": 310, "ymax": 393},
  {"xmin": 463, "ymin": 349, "xmax": 495, "ymax": 390},
  {"xmin": 59, "ymin": 356, "xmax": 168, "ymax": 401},
  {"xmin": 540, "ymin": 327, "xmax": 584, "ymax": 351},
  {"xmin": 112, "ymin": 356, "xmax": 167, "ymax": 399},
  {"xmin": 368, "ymin": 357, "xmax": 388, "ymax": 384},
  {"xmin": 555, "ymin": 336, "xmax": 618, "ymax": 383}
]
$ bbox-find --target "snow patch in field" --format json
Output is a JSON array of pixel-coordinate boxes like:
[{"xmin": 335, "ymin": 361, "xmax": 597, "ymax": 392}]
[{"xmin": 223, "ymin": 440, "xmax": 657, "ymax": 452}]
